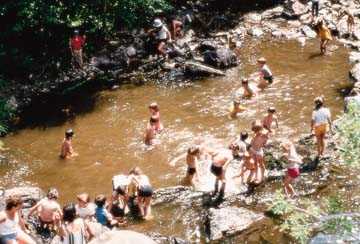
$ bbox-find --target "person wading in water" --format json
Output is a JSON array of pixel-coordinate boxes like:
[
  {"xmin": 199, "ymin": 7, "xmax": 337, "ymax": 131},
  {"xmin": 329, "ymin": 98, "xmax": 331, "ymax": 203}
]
[{"xmin": 69, "ymin": 30, "xmax": 86, "ymax": 69}]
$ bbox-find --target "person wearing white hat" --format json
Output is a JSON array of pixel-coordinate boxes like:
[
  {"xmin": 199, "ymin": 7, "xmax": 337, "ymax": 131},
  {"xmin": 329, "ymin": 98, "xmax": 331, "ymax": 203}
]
[{"xmin": 148, "ymin": 18, "xmax": 172, "ymax": 56}]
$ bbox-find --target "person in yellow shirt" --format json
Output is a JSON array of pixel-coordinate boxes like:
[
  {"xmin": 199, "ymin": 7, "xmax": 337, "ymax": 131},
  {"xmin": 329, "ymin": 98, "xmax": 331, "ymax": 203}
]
[
  {"xmin": 229, "ymin": 99, "xmax": 246, "ymax": 118},
  {"xmin": 316, "ymin": 19, "xmax": 332, "ymax": 54}
]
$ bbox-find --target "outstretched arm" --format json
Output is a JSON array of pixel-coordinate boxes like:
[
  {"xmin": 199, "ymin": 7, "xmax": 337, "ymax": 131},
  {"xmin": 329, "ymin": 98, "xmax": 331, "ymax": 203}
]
[{"xmin": 169, "ymin": 152, "xmax": 187, "ymax": 166}]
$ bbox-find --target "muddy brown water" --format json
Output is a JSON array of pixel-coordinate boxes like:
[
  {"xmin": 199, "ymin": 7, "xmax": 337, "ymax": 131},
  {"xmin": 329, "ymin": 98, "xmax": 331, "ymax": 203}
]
[{"xmin": 0, "ymin": 39, "xmax": 351, "ymax": 241}]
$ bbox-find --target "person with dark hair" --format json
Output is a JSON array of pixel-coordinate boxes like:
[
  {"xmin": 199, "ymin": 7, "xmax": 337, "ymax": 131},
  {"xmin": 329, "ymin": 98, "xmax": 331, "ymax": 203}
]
[
  {"xmin": 94, "ymin": 195, "xmax": 117, "ymax": 227},
  {"xmin": 311, "ymin": 0, "xmax": 320, "ymax": 19},
  {"xmin": 315, "ymin": 19, "xmax": 332, "ymax": 54},
  {"xmin": 262, "ymin": 107, "xmax": 279, "ymax": 133},
  {"xmin": 55, "ymin": 203, "xmax": 93, "ymax": 244},
  {"xmin": 109, "ymin": 186, "xmax": 129, "ymax": 225},
  {"xmin": 129, "ymin": 167, "xmax": 153, "ymax": 220},
  {"xmin": 0, "ymin": 196, "xmax": 35, "ymax": 244},
  {"xmin": 60, "ymin": 129, "xmax": 78, "ymax": 159},
  {"xmin": 185, "ymin": 146, "xmax": 201, "ymax": 184},
  {"xmin": 257, "ymin": 57, "xmax": 273, "ymax": 89},
  {"xmin": 170, "ymin": 16, "xmax": 183, "ymax": 40},
  {"xmin": 311, "ymin": 96, "xmax": 332, "ymax": 157},
  {"xmin": 233, "ymin": 145, "xmax": 256, "ymax": 184},
  {"xmin": 209, "ymin": 149, "xmax": 233, "ymax": 198},
  {"xmin": 69, "ymin": 29, "xmax": 86, "ymax": 68},
  {"xmin": 229, "ymin": 131, "xmax": 249, "ymax": 158},
  {"xmin": 28, "ymin": 188, "xmax": 62, "ymax": 229}
]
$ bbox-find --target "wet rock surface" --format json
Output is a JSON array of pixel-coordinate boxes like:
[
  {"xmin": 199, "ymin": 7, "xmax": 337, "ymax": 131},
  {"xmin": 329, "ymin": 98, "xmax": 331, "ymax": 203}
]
[{"xmin": 0, "ymin": 186, "xmax": 44, "ymax": 210}]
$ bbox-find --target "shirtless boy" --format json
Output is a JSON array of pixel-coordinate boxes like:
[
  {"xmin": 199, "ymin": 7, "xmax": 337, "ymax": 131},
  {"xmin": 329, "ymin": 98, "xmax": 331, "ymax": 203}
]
[
  {"xmin": 262, "ymin": 107, "xmax": 279, "ymax": 133},
  {"xmin": 233, "ymin": 145, "xmax": 256, "ymax": 184},
  {"xmin": 250, "ymin": 120, "xmax": 270, "ymax": 183},
  {"xmin": 144, "ymin": 116, "xmax": 159, "ymax": 145},
  {"xmin": 257, "ymin": 57, "xmax": 273, "ymax": 89},
  {"xmin": 148, "ymin": 102, "xmax": 164, "ymax": 132},
  {"xmin": 229, "ymin": 131, "xmax": 249, "ymax": 158},
  {"xmin": 210, "ymin": 149, "xmax": 233, "ymax": 198},
  {"xmin": 241, "ymin": 78, "xmax": 256, "ymax": 99},
  {"xmin": 186, "ymin": 146, "xmax": 201, "ymax": 184},
  {"xmin": 60, "ymin": 129, "xmax": 78, "ymax": 159},
  {"xmin": 229, "ymin": 100, "xmax": 246, "ymax": 118}
]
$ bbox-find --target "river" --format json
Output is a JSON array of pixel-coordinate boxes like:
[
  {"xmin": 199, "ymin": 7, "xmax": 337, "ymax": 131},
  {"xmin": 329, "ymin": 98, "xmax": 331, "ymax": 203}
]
[{"xmin": 0, "ymin": 38, "xmax": 351, "ymax": 241}]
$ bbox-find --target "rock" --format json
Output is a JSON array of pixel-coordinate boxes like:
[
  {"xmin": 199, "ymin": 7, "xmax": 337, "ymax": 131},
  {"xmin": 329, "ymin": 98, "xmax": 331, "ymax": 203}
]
[
  {"xmin": 337, "ymin": 19, "xmax": 350, "ymax": 37},
  {"xmin": 243, "ymin": 13, "xmax": 262, "ymax": 24},
  {"xmin": 0, "ymin": 186, "xmax": 44, "ymax": 211},
  {"xmin": 152, "ymin": 186, "xmax": 203, "ymax": 206},
  {"xmin": 301, "ymin": 25, "xmax": 317, "ymax": 38},
  {"xmin": 197, "ymin": 40, "xmax": 218, "ymax": 53},
  {"xmin": 353, "ymin": 29, "xmax": 360, "ymax": 41},
  {"xmin": 88, "ymin": 230, "xmax": 157, "ymax": 244},
  {"xmin": 247, "ymin": 27, "xmax": 264, "ymax": 37},
  {"xmin": 283, "ymin": 0, "xmax": 308, "ymax": 19},
  {"xmin": 207, "ymin": 207, "xmax": 265, "ymax": 241},
  {"xmin": 261, "ymin": 6, "xmax": 284, "ymax": 19},
  {"xmin": 184, "ymin": 61, "xmax": 226, "ymax": 77},
  {"xmin": 148, "ymin": 233, "xmax": 189, "ymax": 244},
  {"xmin": 350, "ymin": 63, "xmax": 360, "ymax": 82},
  {"xmin": 272, "ymin": 30, "xmax": 284, "ymax": 38},
  {"xmin": 349, "ymin": 51, "xmax": 360, "ymax": 64},
  {"xmin": 203, "ymin": 48, "xmax": 238, "ymax": 69}
]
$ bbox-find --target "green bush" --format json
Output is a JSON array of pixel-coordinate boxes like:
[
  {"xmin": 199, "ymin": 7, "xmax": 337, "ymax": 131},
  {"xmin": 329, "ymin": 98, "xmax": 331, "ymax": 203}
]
[{"xmin": 336, "ymin": 102, "xmax": 360, "ymax": 167}]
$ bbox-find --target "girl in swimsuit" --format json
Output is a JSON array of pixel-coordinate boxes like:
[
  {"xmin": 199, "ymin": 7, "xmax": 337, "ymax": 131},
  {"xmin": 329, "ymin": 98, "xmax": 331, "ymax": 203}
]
[
  {"xmin": 149, "ymin": 102, "xmax": 164, "ymax": 132},
  {"xmin": 281, "ymin": 141, "xmax": 303, "ymax": 198}
]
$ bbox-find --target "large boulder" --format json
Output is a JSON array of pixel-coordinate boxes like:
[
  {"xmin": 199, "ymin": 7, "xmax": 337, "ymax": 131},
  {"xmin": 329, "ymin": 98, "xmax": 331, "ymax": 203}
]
[
  {"xmin": 0, "ymin": 186, "xmax": 44, "ymax": 211},
  {"xmin": 349, "ymin": 51, "xmax": 360, "ymax": 64},
  {"xmin": 350, "ymin": 63, "xmax": 360, "ymax": 82},
  {"xmin": 89, "ymin": 230, "xmax": 157, "ymax": 244},
  {"xmin": 301, "ymin": 25, "xmax": 317, "ymax": 38},
  {"xmin": 247, "ymin": 27, "xmax": 264, "ymax": 37},
  {"xmin": 184, "ymin": 61, "xmax": 226, "ymax": 77},
  {"xmin": 203, "ymin": 48, "xmax": 238, "ymax": 69},
  {"xmin": 207, "ymin": 207, "xmax": 265, "ymax": 241},
  {"xmin": 283, "ymin": 0, "xmax": 308, "ymax": 19}
]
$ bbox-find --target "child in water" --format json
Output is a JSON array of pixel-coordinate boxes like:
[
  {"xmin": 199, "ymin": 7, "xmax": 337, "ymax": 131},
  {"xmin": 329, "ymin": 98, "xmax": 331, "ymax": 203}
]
[
  {"xmin": 250, "ymin": 120, "xmax": 270, "ymax": 184},
  {"xmin": 60, "ymin": 129, "xmax": 78, "ymax": 159},
  {"xmin": 262, "ymin": 107, "xmax": 279, "ymax": 133},
  {"xmin": 233, "ymin": 145, "xmax": 256, "ymax": 184},
  {"xmin": 241, "ymin": 78, "xmax": 256, "ymax": 99},
  {"xmin": 149, "ymin": 102, "xmax": 164, "ymax": 132},
  {"xmin": 281, "ymin": 141, "xmax": 302, "ymax": 198},
  {"xmin": 144, "ymin": 116, "xmax": 160, "ymax": 145},
  {"xmin": 229, "ymin": 99, "xmax": 246, "ymax": 118},
  {"xmin": 257, "ymin": 57, "xmax": 273, "ymax": 89},
  {"xmin": 186, "ymin": 146, "xmax": 201, "ymax": 184},
  {"xmin": 316, "ymin": 19, "xmax": 332, "ymax": 54}
]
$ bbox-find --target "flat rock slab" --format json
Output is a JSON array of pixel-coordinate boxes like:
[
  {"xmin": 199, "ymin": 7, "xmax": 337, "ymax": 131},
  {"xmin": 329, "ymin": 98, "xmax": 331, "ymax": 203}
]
[
  {"xmin": 208, "ymin": 206, "xmax": 265, "ymax": 241},
  {"xmin": 88, "ymin": 230, "xmax": 156, "ymax": 244}
]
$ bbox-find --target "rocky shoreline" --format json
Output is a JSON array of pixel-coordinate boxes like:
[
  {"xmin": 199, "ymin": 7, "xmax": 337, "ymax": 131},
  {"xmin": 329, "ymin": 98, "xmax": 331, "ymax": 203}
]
[{"xmin": 1, "ymin": 0, "xmax": 360, "ymax": 243}]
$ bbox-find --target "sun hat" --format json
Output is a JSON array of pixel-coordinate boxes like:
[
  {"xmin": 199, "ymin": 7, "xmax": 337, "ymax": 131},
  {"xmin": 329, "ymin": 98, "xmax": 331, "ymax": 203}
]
[
  {"xmin": 77, "ymin": 193, "xmax": 90, "ymax": 203},
  {"xmin": 153, "ymin": 18, "xmax": 163, "ymax": 28},
  {"xmin": 257, "ymin": 57, "xmax": 266, "ymax": 63}
]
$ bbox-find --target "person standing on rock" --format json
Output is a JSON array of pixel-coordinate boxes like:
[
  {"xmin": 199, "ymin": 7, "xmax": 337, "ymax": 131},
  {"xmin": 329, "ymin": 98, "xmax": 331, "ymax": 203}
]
[
  {"xmin": 210, "ymin": 149, "xmax": 233, "ymax": 198},
  {"xmin": 183, "ymin": 146, "xmax": 201, "ymax": 185},
  {"xmin": 70, "ymin": 30, "xmax": 86, "ymax": 69},
  {"xmin": 60, "ymin": 129, "xmax": 78, "ymax": 159},
  {"xmin": 315, "ymin": 19, "xmax": 332, "ymax": 54},
  {"xmin": 338, "ymin": 9, "xmax": 355, "ymax": 36},
  {"xmin": 311, "ymin": 0, "xmax": 320, "ymax": 20},
  {"xmin": 250, "ymin": 120, "xmax": 270, "ymax": 184},
  {"xmin": 257, "ymin": 57, "xmax": 273, "ymax": 89},
  {"xmin": 148, "ymin": 18, "xmax": 172, "ymax": 57},
  {"xmin": 0, "ymin": 195, "xmax": 36, "ymax": 244},
  {"xmin": 311, "ymin": 96, "xmax": 333, "ymax": 158},
  {"xmin": 281, "ymin": 141, "xmax": 302, "ymax": 198}
]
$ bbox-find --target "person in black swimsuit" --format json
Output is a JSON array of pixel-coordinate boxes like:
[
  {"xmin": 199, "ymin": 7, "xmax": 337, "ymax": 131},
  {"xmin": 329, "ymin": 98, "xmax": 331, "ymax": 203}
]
[
  {"xmin": 210, "ymin": 150, "xmax": 233, "ymax": 198},
  {"xmin": 186, "ymin": 146, "xmax": 201, "ymax": 184}
]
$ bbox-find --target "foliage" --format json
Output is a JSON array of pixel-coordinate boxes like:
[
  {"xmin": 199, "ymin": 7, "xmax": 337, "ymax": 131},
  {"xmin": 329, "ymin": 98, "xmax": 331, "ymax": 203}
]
[
  {"xmin": 0, "ymin": 99, "xmax": 14, "ymax": 134},
  {"xmin": 323, "ymin": 196, "xmax": 353, "ymax": 235},
  {"xmin": 336, "ymin": 102, "xmax": 360, "ymax": 167},
  {"xmin": 0, "ymin": 0, "xmax": 172, "ymax": 79}
]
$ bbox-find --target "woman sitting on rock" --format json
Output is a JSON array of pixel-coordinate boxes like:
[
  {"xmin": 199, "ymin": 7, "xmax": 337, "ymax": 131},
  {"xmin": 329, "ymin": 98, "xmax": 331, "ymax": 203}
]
[{"xmin": 0, "ymin": 195, "xmax": 36, "ymax": 244}]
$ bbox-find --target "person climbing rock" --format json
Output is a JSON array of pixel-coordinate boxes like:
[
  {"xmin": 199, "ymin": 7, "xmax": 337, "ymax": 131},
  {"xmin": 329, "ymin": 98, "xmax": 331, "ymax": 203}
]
[
  {"xmin": 315, "ymin": 19, "xmax": 332, "ymax": 54},
  {"xmin": 257, "ymin": 57, "xmax": 273, "ymax": 89},
  {"xmin": 148, "ymin": 18, "xmax": 172, "ymax": 57},
  {"xmin": 60, "ymin": 129, "xmax": 78, "ymax": 159},
  {"xmin": 311, "ymin": 96, "xmax": 333, "ymax": 158},
  {"xmin": 69, "ymin": 30, "xmax": 86, "ymax": 69},
  {"xmin": 281, "ymin": 141, "xmax": 302, "ymax": 198}
]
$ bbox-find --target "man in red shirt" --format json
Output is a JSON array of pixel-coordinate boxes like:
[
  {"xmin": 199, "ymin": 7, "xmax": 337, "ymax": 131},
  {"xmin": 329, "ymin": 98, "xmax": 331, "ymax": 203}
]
[{"xmin": 69, "ymin": 30, "xmax": 86, "ymax": 69}]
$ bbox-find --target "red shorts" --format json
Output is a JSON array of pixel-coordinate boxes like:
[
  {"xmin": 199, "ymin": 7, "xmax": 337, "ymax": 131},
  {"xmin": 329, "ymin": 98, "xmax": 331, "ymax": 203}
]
[{"xmin": 287, "ymin": 167, "xmax": 300, "ymax": 179}]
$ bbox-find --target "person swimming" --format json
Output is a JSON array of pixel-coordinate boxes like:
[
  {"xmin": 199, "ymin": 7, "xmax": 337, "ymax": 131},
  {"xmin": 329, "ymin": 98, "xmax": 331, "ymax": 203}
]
[
  {"xmin": 144, "ymin": 116, "xmax": 160, "ymax": 145},
  {"xmin": 229, "ymin": 99, "xmax": 246, "ymax": 118},
  {"xmin": 262, "ymin": 107, "xmax": 279, "ymax": 133},
  {"xmin": 250, "ymin": 120, "xmax": 270, "ymax": 184},
  {"xmin": 241, "ymin": 78, "xmax": 257, "ymax": 99},
  {"xmin": 60, "ymin": 129, "xmax": 78, "ymax": 159},
  {"xmin": 257, "ymin": 57, "xmax": 273, "ymax": 89},
  {"xmin": 148, "ymin": 102, "xmax": 164, "ymax": 132},
  {"xmin": 209, "ymin": 149, "xmax": 233, "ymax": 198}
]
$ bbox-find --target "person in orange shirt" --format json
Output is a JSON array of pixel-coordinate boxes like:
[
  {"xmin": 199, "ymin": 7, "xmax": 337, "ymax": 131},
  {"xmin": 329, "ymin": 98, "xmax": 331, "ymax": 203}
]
[{"xmin": 316, "ymin": 19, "xmax": 332, "ymax": 54}]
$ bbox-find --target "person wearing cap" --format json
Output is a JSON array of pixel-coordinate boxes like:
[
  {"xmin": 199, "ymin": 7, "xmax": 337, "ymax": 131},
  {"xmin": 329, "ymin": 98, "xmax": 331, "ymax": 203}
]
[
  {"xmin": 311, "ymin": 96, "xmax": 332, "ymax": 157},
  {"xmin": 60, "ymin": 129, "xmax": 78, "ymax": 159},
  {"xmin": 241, "ymin": 78, "xmax": 257, "ymax": 99},
  {"xmin": 229, "ymin": 99, "xmax": 246, "ymax": 118},
  {"xmin": 28, "ymin": 188, "xmax": 62, "ymax": 229},
  {"xmin": 148, "ymin": 102, "xmax": 163, "ymax": 132},
  {"xmin": 148, "ymin": 18, "xmax": 172, "ymax": 56},
  {"xmin": 315, "ymin": 19, "xmax": 332, "ymax": 54},
  {"xmin": 75, "ymin": 193, "xmax": 96, "ymax": 220},
  {"xmin": 69, "ymin": 30, "xmax": 86, "ymax": 69},
  {"xmin": 250, "ymin": 120, "xmax": 270, "ymax": 183},
  {"xmin": 257, "ymin": 57, "xmax": 273, "ymax": 89},
  {"xmin": 262, "ymin": 107, "xmax": 279, "ymax": 133}
]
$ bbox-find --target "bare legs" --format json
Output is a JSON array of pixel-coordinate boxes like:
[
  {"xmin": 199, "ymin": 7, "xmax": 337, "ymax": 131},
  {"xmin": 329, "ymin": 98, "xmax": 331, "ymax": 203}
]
[{"xmin": 284, "ymin": 174, "xmax": 296, "ymax": 198}]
